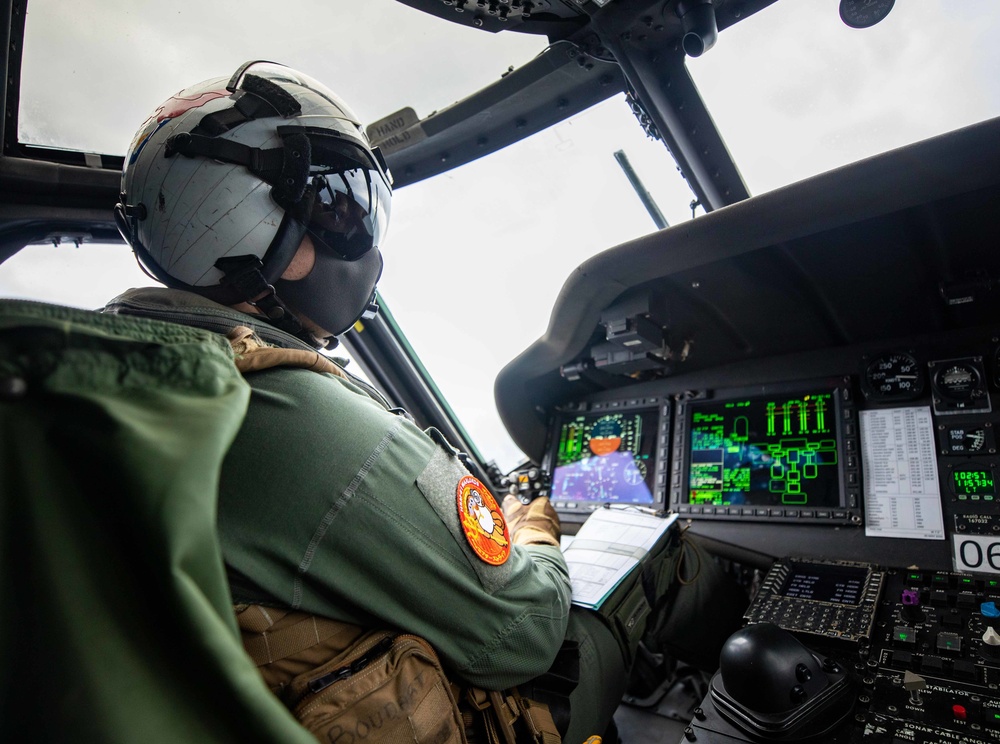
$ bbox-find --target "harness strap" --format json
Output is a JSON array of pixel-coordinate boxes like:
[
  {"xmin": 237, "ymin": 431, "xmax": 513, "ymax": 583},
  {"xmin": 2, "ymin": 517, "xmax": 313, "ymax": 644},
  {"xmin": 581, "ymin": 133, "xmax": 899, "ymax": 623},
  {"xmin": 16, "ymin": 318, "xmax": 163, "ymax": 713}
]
[
  {"xmin": 165, "ymin": 133, "xmax": 285, "ymax": 176},
  {"xmin": 514, "ymin": 693, "xmax": 561, "ymax": 744},
  {"xmin": 226, "ymin": 325, "xmax": 347, "ymax": 378},
  {"xmin": 490, "ymin": 690, "xmax": 520, "ymax": 744},
  {"xmin": 463, "ymin": 687, "xmax": 562, "ymax": 744},
  {"xmin": 235, "ymin": 604, "xmax": 355, "ymax": 667},
  {"xmin": 212, "ymin": 255, "xmax": 317, "ymax": 345},
  {"xmin": 193, "ymin": 80, "xmax": 299, "ymax": 137},
  {"xmin": 165, "ymin": 129, "xmax": 313, "ymax": 206}
]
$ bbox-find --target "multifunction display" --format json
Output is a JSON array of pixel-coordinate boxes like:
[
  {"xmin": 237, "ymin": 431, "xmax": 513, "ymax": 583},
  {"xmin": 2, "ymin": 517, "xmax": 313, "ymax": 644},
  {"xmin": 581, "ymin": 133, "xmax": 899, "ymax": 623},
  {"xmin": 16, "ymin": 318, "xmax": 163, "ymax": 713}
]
[
  {"xmin": 744, "ymin": 558, "xmax": 884, "ymax": 642},
  {"xmin": 778, "ymin": 562, "xmax": 868, "ymax": 605},
  {"xmin": 687, "ymin": 391, "xmax": 841, "ymax": 509},
  {"xmin": 550, "ymin": 408, "xmax": 660, "ymax": 504}
]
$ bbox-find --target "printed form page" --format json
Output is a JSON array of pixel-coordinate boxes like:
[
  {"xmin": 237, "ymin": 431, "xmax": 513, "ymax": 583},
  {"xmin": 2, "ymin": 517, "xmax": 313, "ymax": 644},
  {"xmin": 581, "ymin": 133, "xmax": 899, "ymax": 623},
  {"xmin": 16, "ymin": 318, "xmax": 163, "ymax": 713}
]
[
  {"xmin": 860, "ymin": 406, "xmax": 945, "ymax": 540},
  {"xmin": 563, "ymin": 508, "xmax": 678, "ymax": 609}
]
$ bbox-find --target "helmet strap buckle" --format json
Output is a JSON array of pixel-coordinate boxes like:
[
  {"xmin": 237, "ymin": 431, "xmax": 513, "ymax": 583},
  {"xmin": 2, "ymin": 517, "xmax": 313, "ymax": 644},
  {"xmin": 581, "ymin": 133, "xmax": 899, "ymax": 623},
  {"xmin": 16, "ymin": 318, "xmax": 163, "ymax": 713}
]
[{"xmin": 215, "ymin": 254, "xmax": 306, "ymax": 336}]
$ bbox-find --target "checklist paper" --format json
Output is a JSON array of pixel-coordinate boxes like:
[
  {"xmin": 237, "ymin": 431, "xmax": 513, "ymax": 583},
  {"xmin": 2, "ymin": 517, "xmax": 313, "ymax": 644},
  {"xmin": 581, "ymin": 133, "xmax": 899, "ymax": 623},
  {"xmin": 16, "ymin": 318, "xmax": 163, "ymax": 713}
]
[
  {"xmin": 563, "ymin": 507, "xmax": 679, "ymax": 609},
  {"xmin": 860, "ymin": 406, "xmax": 945, "ymax": 540}
]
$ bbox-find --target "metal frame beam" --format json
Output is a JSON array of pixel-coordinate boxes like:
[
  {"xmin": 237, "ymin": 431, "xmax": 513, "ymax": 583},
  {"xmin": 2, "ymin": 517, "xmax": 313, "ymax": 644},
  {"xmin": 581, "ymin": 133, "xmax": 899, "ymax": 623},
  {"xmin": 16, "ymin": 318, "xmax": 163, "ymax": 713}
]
[{"xmin": 595, "ymin": 27, "xmax": 749, "ymax": 211}]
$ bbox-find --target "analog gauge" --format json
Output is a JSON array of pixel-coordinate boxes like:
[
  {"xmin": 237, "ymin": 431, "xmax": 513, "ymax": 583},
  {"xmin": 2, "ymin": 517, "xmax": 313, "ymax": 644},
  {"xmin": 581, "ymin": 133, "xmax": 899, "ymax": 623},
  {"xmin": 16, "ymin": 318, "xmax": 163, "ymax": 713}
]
[
  {"xmin": 929, "ymin": 357, "xmax": 992, "ymax": 414},
  {"xmin": 964, "ymin": 428, "xmax": 987, "ymax": 452},
  {"xmin": 939, "ymin": 425, "xmax": 995, "ymax": 455},
  {"xmin": 934, "ymin": 362, "xmax": 981, "ymax": 400},
  {"xmin": 863, "ymin": 352, "xmax": 924, "ymax": 400}
]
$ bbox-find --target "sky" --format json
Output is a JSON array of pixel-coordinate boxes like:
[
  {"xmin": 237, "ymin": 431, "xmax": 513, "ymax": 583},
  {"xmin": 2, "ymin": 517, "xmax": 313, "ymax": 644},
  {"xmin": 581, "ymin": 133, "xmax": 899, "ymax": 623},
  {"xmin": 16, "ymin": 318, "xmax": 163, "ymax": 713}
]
[{"xmin": 3, "ymin": 0, "xmax": 1000, "ymax": 472}]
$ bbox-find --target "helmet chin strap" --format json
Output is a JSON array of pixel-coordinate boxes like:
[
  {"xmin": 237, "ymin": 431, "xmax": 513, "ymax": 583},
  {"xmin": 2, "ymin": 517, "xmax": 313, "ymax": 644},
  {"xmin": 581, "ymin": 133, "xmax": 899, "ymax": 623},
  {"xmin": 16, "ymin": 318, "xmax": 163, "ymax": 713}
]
[{"xmin": 215, "ymin": 255, "xmax": 332, "ymax": 349}]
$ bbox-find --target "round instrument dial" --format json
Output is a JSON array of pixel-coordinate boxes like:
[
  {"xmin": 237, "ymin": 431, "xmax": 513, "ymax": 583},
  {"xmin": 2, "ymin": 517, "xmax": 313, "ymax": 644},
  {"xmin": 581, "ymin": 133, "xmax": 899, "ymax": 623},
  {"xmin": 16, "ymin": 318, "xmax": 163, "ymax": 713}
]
[
  {"xmin": 623, "ymin": 460, "xmax": 647, "ymax": 486},
  {"xmin": 962, "ymin": 428, "xmax": 987, "ymax": 452},
  {"xmin": 940, "ymin": 425, "xmax": 994, "ymax": 455},
  {"xmin": 863, "ymin": 352, "xmax": 924, "ymax": 400},
  {"xmin": 934, "ymin": 362, "xmax": 981, "ymax": 400}
]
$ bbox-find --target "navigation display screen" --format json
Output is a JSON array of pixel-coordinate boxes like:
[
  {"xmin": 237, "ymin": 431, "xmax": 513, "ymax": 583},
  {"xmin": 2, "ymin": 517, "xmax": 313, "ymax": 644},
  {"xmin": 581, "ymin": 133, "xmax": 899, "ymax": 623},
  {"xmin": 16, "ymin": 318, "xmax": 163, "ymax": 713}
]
[
  {"xmin": 550, "ymin": 408, "xmax": 659, "ymax": 504},
  {"xmin": 778, "ymin": 562, "xmax": 868, "ymax": 605},
  {"xmin": 685, "ymin": 391, "xmax": 841, "ymax": 508}
]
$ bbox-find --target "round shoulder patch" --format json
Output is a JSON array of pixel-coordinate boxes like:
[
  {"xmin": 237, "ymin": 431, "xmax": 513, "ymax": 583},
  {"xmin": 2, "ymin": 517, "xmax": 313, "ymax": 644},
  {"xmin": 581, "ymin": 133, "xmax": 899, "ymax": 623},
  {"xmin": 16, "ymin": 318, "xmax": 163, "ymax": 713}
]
[{"xmin": 456, "ymin": 476, "xmax": 511, "ymax": 565}]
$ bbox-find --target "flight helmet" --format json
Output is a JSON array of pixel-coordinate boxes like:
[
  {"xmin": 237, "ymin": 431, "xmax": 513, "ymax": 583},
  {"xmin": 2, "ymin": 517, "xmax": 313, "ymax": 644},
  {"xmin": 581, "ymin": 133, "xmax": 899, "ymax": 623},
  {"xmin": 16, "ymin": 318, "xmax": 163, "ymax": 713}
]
[{"xmin": 115, "ymin": 61, "xmax": 392, "ymax": 345}]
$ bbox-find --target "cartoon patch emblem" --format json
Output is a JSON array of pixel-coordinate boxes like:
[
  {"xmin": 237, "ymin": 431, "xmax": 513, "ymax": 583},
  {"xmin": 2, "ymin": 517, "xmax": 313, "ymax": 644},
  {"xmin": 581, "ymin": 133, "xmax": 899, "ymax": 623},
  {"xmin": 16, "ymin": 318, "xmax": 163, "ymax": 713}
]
[{"xmin": 456, "ymin": 476, "xmax": 510, "ymax": 565}]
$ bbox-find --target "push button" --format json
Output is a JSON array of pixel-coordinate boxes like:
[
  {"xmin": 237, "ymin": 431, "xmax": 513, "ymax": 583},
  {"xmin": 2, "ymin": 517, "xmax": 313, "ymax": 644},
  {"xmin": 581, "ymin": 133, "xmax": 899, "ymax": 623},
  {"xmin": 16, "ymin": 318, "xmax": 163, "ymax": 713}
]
[
  {"xmin": 956, "ymin": 593, "xmax": 978, "ymax": 609},
  {"xmin": 952, "ymin": 660, "xmax": 977, "ymax": 681},
  {"xmin": 892, "ymin": 651, "xmax": 913, "ymax": 669},
  {"xmin": 920, "ymin": 656, "xmax": 944, "ymax": 675},
  {"xmin": 941, "ymin": 613, "xmax": 962, "ymax": 629},
  {"xmin": 936, "ymin": 632, "xmax": 962, "ymax": 653}
]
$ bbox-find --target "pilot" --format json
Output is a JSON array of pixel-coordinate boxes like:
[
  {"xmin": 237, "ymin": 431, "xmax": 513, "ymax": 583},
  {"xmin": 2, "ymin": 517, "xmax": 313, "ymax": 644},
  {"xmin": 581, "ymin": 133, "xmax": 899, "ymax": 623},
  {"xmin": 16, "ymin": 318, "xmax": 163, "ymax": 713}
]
[{"xmin": 109, "ymin": 61, "xmax": 745, "ymax": 743}]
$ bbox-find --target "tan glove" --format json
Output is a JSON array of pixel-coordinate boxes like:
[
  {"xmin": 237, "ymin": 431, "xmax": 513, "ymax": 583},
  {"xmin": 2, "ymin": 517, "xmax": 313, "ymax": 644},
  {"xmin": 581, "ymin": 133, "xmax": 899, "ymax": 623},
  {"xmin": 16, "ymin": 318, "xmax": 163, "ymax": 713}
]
[{"xmin": 502, "ymin": 495, "xmax": 562, "ymax": 547}]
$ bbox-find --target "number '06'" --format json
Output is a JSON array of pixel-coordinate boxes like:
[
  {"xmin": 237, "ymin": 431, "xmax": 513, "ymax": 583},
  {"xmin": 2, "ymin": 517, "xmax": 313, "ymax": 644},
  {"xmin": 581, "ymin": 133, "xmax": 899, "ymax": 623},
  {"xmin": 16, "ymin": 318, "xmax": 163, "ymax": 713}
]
[{"xmin": 959, "ymin": 539, "xmax": 1000, "ymax": 571}]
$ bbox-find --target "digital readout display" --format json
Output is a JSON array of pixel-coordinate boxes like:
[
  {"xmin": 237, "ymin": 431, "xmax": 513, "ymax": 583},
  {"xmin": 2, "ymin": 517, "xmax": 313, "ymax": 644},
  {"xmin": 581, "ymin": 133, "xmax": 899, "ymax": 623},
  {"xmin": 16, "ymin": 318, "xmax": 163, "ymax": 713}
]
[
  {"xmin": 550, "ymin": 409, "xmax": 659, "ymax": 503},
  {"xmin": 953, "ymin": 469, "xmax": 996, "ymax": 498},
  {"xmin": 778, "ymin": 563, "xmax": 868, "ymax": 606},
  {"xmin": 686, "ymin": 392, "xmax": 841, "ymax": 508}
]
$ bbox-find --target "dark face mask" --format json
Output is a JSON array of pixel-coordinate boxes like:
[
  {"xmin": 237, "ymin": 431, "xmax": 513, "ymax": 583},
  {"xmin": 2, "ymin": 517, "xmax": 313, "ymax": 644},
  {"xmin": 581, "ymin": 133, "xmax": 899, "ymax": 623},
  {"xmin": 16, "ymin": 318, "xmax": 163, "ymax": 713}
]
[
  {"xmin": 274, "ymin": 242, "xmax": 383, "ymax": 338},
  {"xmin": 265, "ymin": 126, "xmax": 390, "ymax": 339}
]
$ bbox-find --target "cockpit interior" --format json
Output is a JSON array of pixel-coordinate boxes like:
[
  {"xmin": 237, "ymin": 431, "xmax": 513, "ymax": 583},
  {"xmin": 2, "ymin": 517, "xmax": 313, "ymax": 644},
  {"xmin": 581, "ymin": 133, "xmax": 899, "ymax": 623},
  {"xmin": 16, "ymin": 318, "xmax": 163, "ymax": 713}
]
[{"xmin": 3, "ymin": 0, "xmax": 1000, "ymax": 742}]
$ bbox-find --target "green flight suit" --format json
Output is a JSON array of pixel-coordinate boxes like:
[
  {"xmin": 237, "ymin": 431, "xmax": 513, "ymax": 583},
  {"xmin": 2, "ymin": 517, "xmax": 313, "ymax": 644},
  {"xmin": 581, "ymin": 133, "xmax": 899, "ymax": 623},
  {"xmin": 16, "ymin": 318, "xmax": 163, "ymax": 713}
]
[{"xmin": 105, "ymin": 288, "xmax": 745, "ymax": 743}]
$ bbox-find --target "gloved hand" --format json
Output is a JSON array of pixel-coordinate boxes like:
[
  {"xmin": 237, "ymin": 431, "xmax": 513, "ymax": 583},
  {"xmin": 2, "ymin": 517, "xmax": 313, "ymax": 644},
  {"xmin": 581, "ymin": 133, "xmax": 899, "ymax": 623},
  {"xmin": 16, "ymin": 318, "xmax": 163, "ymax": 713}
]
[{"xmin": 502, "ymin": 495, "xmax": 562, "ymax": 547}]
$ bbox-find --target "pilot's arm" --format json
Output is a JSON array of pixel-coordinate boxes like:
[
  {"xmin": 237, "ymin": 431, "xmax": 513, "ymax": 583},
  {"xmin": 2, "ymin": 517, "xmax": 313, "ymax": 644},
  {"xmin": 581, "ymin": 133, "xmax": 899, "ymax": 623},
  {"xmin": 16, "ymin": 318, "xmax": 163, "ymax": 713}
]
[{"xmin": 217, "ymin": 364, "xmax": 572, "ymax": 689}]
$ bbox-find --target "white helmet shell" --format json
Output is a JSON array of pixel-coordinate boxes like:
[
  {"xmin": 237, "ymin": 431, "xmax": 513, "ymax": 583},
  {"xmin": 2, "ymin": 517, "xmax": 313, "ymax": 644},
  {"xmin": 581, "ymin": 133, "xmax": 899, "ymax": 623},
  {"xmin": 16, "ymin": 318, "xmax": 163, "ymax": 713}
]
[{"xmin": 116, "ymin": 62, "xmax": 391, "ymax": 339}]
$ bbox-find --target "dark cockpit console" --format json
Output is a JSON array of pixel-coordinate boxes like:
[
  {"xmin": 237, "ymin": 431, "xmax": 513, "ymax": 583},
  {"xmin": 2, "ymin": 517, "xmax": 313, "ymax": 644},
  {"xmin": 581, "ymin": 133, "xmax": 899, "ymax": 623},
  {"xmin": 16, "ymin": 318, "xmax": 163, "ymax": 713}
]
[{"xmin": 671, "ymin": 380, "xmax": 863, "ymax": 526}]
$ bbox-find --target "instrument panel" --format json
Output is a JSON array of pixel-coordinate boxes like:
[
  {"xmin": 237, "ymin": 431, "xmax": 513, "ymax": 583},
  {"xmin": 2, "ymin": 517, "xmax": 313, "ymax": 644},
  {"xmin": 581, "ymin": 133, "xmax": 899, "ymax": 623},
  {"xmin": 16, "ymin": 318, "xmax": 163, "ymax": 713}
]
[{"xmin": 520, "ymin": 327, "xmax": 1000, "ymax": 573}]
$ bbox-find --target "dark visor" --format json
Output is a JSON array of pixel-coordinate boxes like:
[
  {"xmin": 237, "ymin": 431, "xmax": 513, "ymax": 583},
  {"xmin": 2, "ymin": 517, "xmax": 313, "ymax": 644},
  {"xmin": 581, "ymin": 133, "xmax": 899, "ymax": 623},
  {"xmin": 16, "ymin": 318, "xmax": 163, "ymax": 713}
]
[{"xmin": 279, "ymin": 126, "xmax": 392, "ymax": 261}]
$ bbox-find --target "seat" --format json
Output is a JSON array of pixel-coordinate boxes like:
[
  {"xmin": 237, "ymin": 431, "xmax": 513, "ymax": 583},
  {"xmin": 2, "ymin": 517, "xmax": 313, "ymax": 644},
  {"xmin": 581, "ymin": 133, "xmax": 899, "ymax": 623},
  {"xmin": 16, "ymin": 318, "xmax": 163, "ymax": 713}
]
[{"xmin": 0, "ymin": 299, "xmax": 313, "ymax": 743}]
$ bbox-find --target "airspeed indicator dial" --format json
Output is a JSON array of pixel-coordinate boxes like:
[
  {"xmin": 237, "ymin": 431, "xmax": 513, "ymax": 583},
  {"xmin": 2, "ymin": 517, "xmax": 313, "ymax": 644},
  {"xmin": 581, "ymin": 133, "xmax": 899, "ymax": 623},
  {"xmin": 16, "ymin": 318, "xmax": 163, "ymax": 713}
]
[{"xmin": 863, "ymin": 352, "xmax": 924, "ymax": 401}]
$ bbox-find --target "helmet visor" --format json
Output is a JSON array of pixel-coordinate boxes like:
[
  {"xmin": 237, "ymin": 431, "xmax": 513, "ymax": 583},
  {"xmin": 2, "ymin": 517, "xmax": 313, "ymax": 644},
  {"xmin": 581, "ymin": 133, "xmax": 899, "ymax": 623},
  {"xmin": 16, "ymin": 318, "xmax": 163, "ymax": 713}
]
[
  {"xmin": 276, "ymin": 124, "xmax": 392, "ymax": 262},
  {"xmin": 307, "ymin": 165, "xmax": 391, "ymax": 261}
]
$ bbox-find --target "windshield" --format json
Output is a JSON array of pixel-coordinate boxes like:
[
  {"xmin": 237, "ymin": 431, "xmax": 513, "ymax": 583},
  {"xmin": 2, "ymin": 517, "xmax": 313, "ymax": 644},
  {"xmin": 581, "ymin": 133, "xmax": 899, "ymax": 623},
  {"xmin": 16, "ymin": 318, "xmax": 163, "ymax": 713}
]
[
  {"xmin": 687, "ymin": 0, "xmax": 1000, "ymax": 194},
  {"xmin": 3, "ymin": 0, "xmax": 999, "ymax": 473}
]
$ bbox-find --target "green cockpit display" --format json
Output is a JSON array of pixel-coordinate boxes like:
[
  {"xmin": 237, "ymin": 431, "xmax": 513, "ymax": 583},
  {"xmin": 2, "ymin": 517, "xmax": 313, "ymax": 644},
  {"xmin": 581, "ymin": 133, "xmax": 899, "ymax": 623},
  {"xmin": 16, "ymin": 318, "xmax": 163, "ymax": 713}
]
[
  {"xmin": 550, "ymin": 409, "xmax": 659, "ymax": 503},
  {"xmin": 686, "ymin": 392, "xmax": 841, "ymax": 508},
  {"xmin": 953, "ymin": 469, "xmax": 996, "ymax": 499}
]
